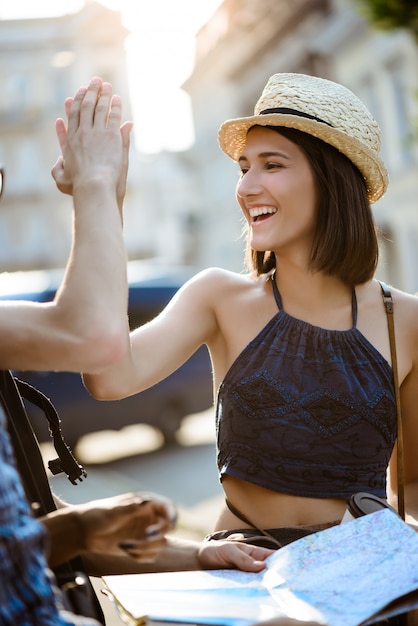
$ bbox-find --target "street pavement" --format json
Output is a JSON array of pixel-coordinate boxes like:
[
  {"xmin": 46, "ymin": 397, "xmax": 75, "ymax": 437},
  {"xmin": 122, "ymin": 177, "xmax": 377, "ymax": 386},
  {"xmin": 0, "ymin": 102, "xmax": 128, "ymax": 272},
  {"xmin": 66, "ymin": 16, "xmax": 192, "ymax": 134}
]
[{"xmin": 42, "ymin": 409, "xmax": 224, "ymax": 624}]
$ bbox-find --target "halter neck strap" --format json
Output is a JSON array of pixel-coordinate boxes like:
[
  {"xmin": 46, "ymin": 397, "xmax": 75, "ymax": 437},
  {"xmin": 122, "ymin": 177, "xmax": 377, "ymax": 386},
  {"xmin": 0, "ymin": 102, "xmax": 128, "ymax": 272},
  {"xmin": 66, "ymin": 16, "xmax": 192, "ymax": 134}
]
[{"xmin": 271, "ymin": 274, "xmax": 358, "ymax": 328}]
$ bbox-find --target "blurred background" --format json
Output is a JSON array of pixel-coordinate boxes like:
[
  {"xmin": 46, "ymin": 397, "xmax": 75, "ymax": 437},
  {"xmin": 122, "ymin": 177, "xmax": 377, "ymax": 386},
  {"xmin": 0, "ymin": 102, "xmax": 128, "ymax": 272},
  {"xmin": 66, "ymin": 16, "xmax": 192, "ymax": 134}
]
[{"xmin": 0, "ymin": 0, "xmax": 417, "ymax": 285}]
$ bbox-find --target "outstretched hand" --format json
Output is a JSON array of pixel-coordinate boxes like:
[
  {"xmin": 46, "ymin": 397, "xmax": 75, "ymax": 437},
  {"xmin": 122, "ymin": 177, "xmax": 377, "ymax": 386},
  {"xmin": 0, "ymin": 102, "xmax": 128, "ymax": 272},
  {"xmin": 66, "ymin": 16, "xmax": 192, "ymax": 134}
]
[{"xmin": 51, "ymin": 76, "xmax": 133, "ymax": 215}]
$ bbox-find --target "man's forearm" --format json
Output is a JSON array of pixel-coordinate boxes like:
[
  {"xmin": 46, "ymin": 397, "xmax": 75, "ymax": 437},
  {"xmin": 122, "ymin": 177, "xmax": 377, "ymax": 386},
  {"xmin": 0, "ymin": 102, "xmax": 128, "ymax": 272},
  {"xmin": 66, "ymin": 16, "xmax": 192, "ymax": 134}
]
[
  {"xmin": 41, "ymin": 508, "xmax": 85, "ymax": 568},
  {"xmin": 82, "ymin": 535, "xmax": 202, "ymax": 577}
]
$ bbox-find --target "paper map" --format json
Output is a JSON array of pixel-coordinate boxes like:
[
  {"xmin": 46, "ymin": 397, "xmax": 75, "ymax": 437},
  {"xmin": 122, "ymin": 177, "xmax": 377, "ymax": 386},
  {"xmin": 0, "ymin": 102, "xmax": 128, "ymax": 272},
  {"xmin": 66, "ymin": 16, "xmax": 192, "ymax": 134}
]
[{"xmin": 103, "ymin": 509, "xmax": 418, "ymax": 626}]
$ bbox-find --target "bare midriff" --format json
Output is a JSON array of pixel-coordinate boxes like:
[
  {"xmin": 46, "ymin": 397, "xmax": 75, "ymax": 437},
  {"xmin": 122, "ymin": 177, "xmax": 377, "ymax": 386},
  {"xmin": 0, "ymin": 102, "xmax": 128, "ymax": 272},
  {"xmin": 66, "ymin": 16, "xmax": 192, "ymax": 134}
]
[{"xmin": 215, "ymin": 475, "xmax": 347, "ymax": 531}]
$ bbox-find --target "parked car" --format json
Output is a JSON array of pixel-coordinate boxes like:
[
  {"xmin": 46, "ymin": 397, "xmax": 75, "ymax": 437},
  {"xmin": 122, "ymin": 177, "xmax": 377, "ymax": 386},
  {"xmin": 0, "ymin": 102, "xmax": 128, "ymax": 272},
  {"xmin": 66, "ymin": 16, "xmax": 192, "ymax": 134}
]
[{"xmin": 0, "ymin": 263, "xmax": 213, "ymax": 449}]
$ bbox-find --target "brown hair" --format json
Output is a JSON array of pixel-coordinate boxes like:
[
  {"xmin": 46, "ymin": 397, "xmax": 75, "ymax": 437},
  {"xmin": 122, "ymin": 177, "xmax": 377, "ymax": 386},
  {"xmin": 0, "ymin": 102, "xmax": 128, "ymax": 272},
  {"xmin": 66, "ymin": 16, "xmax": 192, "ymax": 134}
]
[{"xmin": 244, "ymin": 126, "xmax": 379, "ymax": 286}]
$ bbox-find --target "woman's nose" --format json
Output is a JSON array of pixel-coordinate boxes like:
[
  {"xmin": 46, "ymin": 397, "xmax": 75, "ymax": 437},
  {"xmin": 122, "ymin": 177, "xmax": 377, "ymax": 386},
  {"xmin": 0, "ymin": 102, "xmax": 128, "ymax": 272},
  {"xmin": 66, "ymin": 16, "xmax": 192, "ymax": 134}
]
[{"xmin": 237, "ymin": 170, "xmax": 262, "ymax": 198}]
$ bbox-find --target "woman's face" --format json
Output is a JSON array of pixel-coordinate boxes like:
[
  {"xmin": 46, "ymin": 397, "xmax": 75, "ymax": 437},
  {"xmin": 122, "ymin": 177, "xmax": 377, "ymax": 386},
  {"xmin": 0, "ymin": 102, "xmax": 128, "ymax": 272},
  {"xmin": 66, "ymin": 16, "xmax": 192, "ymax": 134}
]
[{"xmin": 236, "ymin": 126, "xmax": 317, "ymax": 263}]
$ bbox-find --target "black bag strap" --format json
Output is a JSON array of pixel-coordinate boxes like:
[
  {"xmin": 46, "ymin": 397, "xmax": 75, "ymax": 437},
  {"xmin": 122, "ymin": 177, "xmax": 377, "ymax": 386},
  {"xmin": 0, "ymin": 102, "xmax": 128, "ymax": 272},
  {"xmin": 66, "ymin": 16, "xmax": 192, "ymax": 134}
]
[
  {"xmin": 379, "ymin": 281, "xmax": 405, "ymax": 520},
  {"xmin": 0, "ymin": 370, "xmax": 58, "ymax": 513},
  {"xmin": 14, "ymin": 377, "xmax": 87, "ymax": 485},
  {"xmin": 0, "ymin": 371, "xmax": 87, "ymax": 510},
  {"xmin": 0, "ymin": 369, "xmax": 105, "ymax": 623}
]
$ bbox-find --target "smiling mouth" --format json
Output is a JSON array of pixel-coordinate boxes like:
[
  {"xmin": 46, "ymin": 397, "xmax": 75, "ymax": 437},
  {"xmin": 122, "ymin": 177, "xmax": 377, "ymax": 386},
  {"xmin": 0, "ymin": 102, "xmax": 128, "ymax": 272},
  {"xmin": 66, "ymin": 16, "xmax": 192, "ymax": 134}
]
[{"xmin": 249, "ymin": 207, "xmax": 277, "ymax": 222}]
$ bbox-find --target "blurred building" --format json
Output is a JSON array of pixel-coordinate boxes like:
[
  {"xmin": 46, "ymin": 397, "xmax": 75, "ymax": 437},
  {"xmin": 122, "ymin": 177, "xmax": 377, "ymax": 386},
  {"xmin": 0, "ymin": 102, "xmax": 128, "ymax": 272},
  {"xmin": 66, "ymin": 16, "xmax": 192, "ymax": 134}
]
[
  {"xmin": 0, "ymin": 0, "xmax": 417, "ymax": 293},
  {"xmin": 178, "ymin": 0, "xmax": 418, "ymax": 291},
  {"xmin": 0, "ymin": 1, "xmax": 148, "ymax": 270}
]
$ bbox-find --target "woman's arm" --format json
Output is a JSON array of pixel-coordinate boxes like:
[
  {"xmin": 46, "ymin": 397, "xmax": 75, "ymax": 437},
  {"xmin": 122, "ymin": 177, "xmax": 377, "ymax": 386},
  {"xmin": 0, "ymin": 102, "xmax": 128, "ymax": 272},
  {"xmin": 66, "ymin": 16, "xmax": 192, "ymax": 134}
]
[
  {"xmin": 82, "ymin": 534, "xmax": 273, "ymax": 576},
  {"xmin": 394, "ymin": 363, "xmax": 418, "ymax": 528},
  {"xmin": 83, "ymin": 267, "xmax": 224, "ymax": 400},
  {"xmin": 388, "ymin": 291, "xmax": 418, "ymax": 527}
]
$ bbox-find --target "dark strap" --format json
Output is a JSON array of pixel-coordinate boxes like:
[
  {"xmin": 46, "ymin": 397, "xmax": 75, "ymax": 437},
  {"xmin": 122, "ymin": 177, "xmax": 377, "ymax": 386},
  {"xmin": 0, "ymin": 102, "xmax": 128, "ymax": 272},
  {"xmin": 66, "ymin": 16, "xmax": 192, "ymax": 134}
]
[
  {"xmin": 0, "ymin": 369, "xmax": 105, "ymax": 623},
  {"xmin": 15, "ymin": 378, "xmax": 87, "ymax": 485},
  {"xmin": 226, "ymin": 497, "xmax": 261, "ymax": 528},
  {"xmin": 379, "ymin": 281, "xmax": 405, "ymax": 520},
  {"xmin": 271, "ymin": 273, "xmax": 358, "ymax": 328},
  {"xmin": 225, "ymin": 498, "xmax": 284, "ymax": 547},
  {"xmin": 0, "ymin": 370, "xmax": 58, "ymax": 513}
]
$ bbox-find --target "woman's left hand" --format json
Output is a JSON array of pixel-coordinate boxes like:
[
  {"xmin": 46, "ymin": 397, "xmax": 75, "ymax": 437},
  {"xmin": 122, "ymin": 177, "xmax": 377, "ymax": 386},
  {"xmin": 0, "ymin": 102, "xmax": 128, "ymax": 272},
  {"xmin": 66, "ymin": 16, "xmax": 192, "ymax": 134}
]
[{"xmin": 197, "ymin": 540, "xmax": 275, "ymax": 572}]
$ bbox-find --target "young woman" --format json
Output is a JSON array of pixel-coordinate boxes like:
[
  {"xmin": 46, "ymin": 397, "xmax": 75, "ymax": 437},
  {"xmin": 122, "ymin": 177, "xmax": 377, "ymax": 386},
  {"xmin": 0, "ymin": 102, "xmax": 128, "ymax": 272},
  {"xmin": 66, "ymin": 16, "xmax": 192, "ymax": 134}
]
[{"xmin": 82, "ymin": 73, "xmax": 418, "ymax": 545}]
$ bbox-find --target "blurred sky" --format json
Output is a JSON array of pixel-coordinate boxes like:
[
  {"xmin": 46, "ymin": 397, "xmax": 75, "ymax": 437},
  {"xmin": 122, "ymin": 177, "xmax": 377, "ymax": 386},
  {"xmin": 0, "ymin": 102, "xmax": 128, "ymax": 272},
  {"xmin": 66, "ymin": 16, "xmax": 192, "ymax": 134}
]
[{"xmin": 0, "ymin": 0, "xmax": 223, "ymax": 153}]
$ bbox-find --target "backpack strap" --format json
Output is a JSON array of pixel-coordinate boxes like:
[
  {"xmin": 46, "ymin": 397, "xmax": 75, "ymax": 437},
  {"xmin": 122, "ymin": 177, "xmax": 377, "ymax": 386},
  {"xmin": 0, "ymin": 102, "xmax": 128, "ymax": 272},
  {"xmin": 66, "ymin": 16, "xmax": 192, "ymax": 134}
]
[
  {"xmin": 0, "ymin": 370, "xmax": 57, "ymax": 513},
  {"xmin": 15, "ymin": 377, "xmax": 87, "ymax": 485},
  {"xmin": 379, "ymin": 281, "xmax": 405, "ymax": 520},
  {"xmin": 0, "ymin": 369, "xmax": 105, "ymax": 623}
]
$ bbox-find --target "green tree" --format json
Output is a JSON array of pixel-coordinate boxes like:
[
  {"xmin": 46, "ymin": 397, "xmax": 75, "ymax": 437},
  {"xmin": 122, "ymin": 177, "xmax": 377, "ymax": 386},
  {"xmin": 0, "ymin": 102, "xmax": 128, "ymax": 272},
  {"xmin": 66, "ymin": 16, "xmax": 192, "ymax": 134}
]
[{"xmin": 358, "ymin": 0, "xmax": 418, "ymax": 41}]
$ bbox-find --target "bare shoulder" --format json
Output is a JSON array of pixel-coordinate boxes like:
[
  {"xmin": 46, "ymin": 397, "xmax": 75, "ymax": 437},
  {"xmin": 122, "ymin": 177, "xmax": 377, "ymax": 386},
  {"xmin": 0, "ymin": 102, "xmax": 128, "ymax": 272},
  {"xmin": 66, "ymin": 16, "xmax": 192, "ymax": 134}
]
[
  {"xmin": 389, "ymin": 284, "xmax": 418, "ymax": 328},
  {"xmin": 178, "ymin": 268, "xmax": 271, "ymax": 340},
  {"xmin": 180, "ymin": 267, "xmax": 258, "ymax": 302},
  {"xmin": 189, "ymin": 267, "xmax": 254, "ymax": 287},
  {"xmin": 395, "ymin": 286, "xmax": 418, "ymax": 346},
  {"xmin": 372, "ymin": 279, "xmax": 418, "ymax": 322},
  {"xmin": 381, "ymin": 282, "xmax": 418, "ymax": 370},
  {"xmin": 159, "ymin": 268, "xmax": 260, "ymax": 338}
]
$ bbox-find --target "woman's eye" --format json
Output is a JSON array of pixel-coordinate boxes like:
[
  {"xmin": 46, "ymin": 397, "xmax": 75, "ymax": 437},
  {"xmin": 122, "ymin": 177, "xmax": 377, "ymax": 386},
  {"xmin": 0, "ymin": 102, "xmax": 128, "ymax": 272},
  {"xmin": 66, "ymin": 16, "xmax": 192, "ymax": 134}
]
[{"xmin": 238, "ymin": 162, "xmax": 282, "ymax": 176}]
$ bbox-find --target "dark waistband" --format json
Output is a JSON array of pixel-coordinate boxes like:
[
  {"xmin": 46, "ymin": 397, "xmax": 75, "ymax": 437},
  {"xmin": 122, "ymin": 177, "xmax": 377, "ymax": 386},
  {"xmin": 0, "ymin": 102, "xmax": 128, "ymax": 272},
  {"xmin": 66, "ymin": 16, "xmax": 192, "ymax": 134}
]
[{"xmin": 205, "ymin": 524, "xmax": 338, "ymax": 550}]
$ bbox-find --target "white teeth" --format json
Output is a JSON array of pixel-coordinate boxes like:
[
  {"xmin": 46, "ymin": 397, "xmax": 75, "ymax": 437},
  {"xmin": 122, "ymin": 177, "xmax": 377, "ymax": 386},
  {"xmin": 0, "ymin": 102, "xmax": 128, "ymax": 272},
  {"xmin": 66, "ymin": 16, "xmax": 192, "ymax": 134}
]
[{"xmin": 249, "ymin": 207, "xmax": 277, "ymax": 217}]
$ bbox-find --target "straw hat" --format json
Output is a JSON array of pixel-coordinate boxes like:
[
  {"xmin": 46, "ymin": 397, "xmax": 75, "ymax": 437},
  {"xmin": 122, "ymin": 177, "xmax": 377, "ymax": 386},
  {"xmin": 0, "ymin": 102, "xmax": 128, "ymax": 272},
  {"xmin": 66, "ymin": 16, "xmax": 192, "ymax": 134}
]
[{"xmin": 218, "ymin": 73, "xmax": 388, "ymax": 202}]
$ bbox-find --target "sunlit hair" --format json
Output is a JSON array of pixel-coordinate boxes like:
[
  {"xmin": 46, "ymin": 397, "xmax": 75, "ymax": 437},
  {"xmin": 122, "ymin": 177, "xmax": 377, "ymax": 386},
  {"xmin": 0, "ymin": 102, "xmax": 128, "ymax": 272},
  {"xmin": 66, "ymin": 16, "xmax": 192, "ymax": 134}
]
[{"xmin": 244, "ymin": 126, "xmax": 379, "ymax": 286}]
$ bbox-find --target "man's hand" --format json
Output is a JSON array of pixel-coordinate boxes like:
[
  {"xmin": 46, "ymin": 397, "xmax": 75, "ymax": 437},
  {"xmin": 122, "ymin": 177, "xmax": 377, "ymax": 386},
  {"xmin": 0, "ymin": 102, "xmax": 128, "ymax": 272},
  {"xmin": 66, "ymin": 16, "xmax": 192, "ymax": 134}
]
[
  {"xmin": 42, "ymin": 492, "xmax": 177, "ymax": 568},
  {"xmin": 197, "ymin": 540, "xmax": 275, "ymax": 572},
  {"xmin": 51, "ymin": 76, "xmax": 133, "ymax": 216}
]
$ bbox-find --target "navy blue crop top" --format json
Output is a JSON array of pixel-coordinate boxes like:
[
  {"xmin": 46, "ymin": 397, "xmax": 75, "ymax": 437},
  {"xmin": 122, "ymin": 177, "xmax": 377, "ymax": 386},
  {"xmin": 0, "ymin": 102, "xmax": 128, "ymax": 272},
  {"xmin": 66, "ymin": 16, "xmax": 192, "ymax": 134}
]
[{"xmin": 216, "ymin": 277, "xmax": 397, "ymax": 499}]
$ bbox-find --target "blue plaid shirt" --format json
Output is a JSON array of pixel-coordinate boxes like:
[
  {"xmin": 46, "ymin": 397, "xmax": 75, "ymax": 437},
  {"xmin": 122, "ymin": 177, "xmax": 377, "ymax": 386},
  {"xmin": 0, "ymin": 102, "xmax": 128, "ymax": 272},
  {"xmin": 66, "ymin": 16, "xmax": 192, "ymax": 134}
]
[{"xmin": 0, "ymin": 403, "xmax": 99, "ymax": 625}]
